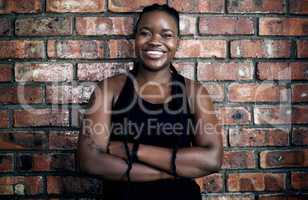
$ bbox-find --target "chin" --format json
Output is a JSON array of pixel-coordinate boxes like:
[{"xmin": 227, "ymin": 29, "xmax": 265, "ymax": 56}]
[{"xmin": 139, "ymin": 57, "xmax": 170, "ymax": 71}]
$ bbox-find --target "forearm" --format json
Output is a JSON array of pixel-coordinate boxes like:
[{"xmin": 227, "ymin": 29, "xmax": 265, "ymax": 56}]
[
  {"xmin": 137, "ymin": 144, "xmax": 221, "ymax": 178},
  {"xmin": 79, "ymin": 152, "xmax": 173, "ymax": 182}
]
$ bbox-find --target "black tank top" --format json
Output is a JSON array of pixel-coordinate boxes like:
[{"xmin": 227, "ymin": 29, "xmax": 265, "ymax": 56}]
[{"xmin": 103, "ymin": 64, "xmax": 202, "ymax": 200}]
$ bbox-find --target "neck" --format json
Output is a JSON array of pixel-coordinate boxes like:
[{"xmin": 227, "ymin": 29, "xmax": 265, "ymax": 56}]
[{"xmin": 135, "ymin": 64, "xmax": 173, "ymax": 85}]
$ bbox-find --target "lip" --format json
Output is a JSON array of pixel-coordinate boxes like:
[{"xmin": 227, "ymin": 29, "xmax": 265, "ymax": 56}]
[{"xmin": 142, "ymin": 49, "xmax": 167, "ymax": 59}]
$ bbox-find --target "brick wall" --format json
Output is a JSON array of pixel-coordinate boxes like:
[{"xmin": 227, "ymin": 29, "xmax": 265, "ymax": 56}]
[{"xmin": 0, "ymin": 0, "xmax": 307, "ymax": 199}]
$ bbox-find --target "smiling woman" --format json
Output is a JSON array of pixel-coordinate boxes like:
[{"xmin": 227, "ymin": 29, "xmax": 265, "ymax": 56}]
[{"xmin": 77, "ymin": 3, "xmax": 223, "ymax": 200}]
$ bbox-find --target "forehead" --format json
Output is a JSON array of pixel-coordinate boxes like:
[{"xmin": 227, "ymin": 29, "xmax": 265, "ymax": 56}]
[{"xmin": 137, "ymin": 11, "xmax": 178, "ymax": 31}]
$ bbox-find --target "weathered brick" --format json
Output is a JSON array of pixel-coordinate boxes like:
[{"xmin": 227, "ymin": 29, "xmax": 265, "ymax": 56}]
[
  {"xmin": 0, "ymin": 0, "xmax": 42, "ymax": 13},
  {"xmin": 204, "ymin": 194, "xmax": 255, "ymax": 200},
  {"xmin": 260, "ymin": 18, "xmax": 308, "ymax": 36},
  {"xmin": 76, "ymin": 16, "xmax": 133, "ymax": 36},
  {"xmin": 48, "ymin": 131, "xmax": 78, "ymax": 150},
  {"xmin": 222, "ymin": 151, "xmax": 255, "ymax": 169},
  {"xmin": 48, "ymin": 40, "xmax": 105, "ymax": 59},
  {"xmin": 46, "ymin": 84, "xmax": 94, "ymax": 104},
  {"xmin": 0, "ymin": 110, "xmax": 9, "ymax": 128},
  {"xmin": 291, "ymin": 172, "xmax": 308, "ymax": 190},
  {"xmin": 0, "ymin": 154, "xmax": 13, "ymax": 172},
  {"xmin": 176, "ymin": 40, "xmax": 226, "ymax": 58},
  {"xmin": 180, "ymin": 15, "xmax": 196, "ymax": 36},
  {"xmin": 200, "ymin": 83, "xmax": 224, "ymax": 102},
  {"xmin": 293, "ymin": 106, "xmax": 308, "ymax": 124},
  {"xmin": 259, "ymin": 194, "xmax": 308, "ymax": 200},
  {"xmin": 231, "ymin": 40, "xmax": 291, "ymax": 58},
  {"xmin": 227, "ymin": 173, "xmax": 286, "ymax": 192},
  {"xmin": 289, "ymin": 0, "xmax": 308, "ymax": 14},
  {"xmin": 169, "ymin": 0, "xmax": 224, "ymax": 13},
  {"xmin": 260, "ymin": 149, "xmax": 308, "ymax": 168},
  {"xmin": 47, "ymin": 176, "xmax": 103, "ymax": 194},
  {"xmin": 0, "ymin": 176, "xmax": 43, "ymax": 195},
  {"xmin": 0, "ymin": 18, "xmax": 11, "ymax": 36},
  {"xmin": 203, "ymin": 173, "xmax": 224, "ymax": 193},
  {"xmin": 297, "ymin": 40, "xmax": 308, "ymax": 58},
  {"xmin": 0, "ymin": 86, "xmax": 43, "ymax": 104},
  {"xmin": 199, "ymin": 16, "xmax": 254, "ymax": 35},
  {"xmin": 229, "ymin": 128, "xmax": 289, "ymax": 147},
  {"xmin": 13, "ymin": 109, "xmax": 69, "ymax": 127},
  {"xmin": 0, "ymin": 64, "xmax": 12, "ymax": 82},
  {"xmin": 108, "ymin": 39, "xmax": 135, "ymax": 58},
  {"xmin": 197, "ymin": 62, "xmax": 253, "ymax": 81},
  {"xmin": 0, "ymin": 131, "xmax": 48, "ymax": 150},
  {"xmin": 228, "ymin": 83, "xmax": 288, "ymax": 102},
  {"xmin": 217, "ymin": 106, "xmax": 251, "ymax": 125},
  {"xmin": 227, "ymin": 0, "xmax": 284, "ymax": 13},
  {"xmin": 108, "ymin": 0, "xmax": 165, "ymax": 12},
  {"xmin": 257, "ymin": 62, "xmax": 308, "ymax": 80},
  {"xmin": 15, "ymin": 63, "xmax": 73, "ymax": 82},
  {"xmin": 46, "ymin": 0, "xmax": 104, "ymax": 12},
  {"xmin": 15, "ymin": 16, "xmax": 72, "ymax": 36},
  {"xmin": 0, "ymin": 40, "xmax": 45, "ymax": 59},
  {"xmin": 254, "ymin": 106, "xmax": 292, "ymax": 124},
  {"xmin": 292, "ymin": 84, "xmax": 308, "ymax": 102},
  {"xmin": 77, "ymin": 62, "xmax": 132, "ymax": 81},
  {"xmin": 292, "ymin": 127, "xmax": 308, "ymax": 145}
]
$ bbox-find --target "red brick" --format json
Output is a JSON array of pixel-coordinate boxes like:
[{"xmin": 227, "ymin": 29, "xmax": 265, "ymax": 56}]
[
  {"xmin": 46, "ymin": 0, "xmax": 104, "ymax": 12},
  {"xmin": 205, "ymin": 194, "xmax": 255, "ymax": 200},
  {"xmin": 108, "ymin": 0, "xmax": 165, "ymax": 12},
  {"xmin": 228, "ymin": 83, "xmax": 288, "ymax": 102},
  {"xmin": 298, "ymin": 40, "xmax": 308, "ymax": 58},
  {"xmin": 48, "ymin": 131, "xmax": 78, "ymax": 150},
  {"xmin": 231, "ymin": 40, "xmax": 291, "ymax": 58},
  {"xmin": 0, "ymin": 110, "xmax": 9, "ymax": 128},
  {"xmin": 15, "ymin": 16, "xmax": 72, "ymax": 36},
  {"xmin": 0, "ymin": 86, "xmax": 43, "ymax": 104},
  {"xmin": 48, "ymin": 40, "xmax": 105, "ymax": 59},
  {"xmin": 203, "ymin": 173, "xmax": 223, "ymax": 193},
  {"xmin": 229, "ymin": 128, "xmax": 289, "ymax": 147},
  {"xmin": 0, "ymin": 0, "xmax": 42, "ymax": 13},
  {"xmin": 198, "ymin": 62, "xmax": 253, "ymax": 81},
  {"xmin": 292, "ymin": 127, "xmax": 308, "ymax": 145},
  {"xmin": 15, "ymin": 63, "xmax": 73, "ymax": 82},
  {"xmin": 200, "ymin": 83, "xmax": 224, "ymax": 102},
  {"xmin": 290, "ymin": 0, "xmax": 308, "ymax": 14},
  {"xmin": 222, "ymin": 150, "xmax": 255, "ymax": 169},
  {"xmin": 0, "ymin": 154, "xmax": 13, "ymax": 172},
  {"xmin": 46, "ymin": 84, "xmax": 94, "ymax": 104},
  {"xmin": 0, "ymin": 40, "xmax": 45, "ymax": 59},
  {"xmin": 180, "ymin": 15, "xmax": 197, "ymax": 36},
  {"xmin": 259, "ymin": 194, "xmax": 308, "ymax": 200},
  {"xmin": 260, "ymin": 18, "xmax": 308, "ymax": 36},
  {"xmin": 169, "ymin": 0, "xmax": 224, "ymax": 13},
  {"xmin": 257, "ymin": 62, "xmax": 308, "ymax": 80},
  {"xmin": 76, "ymin": 16, "xmax": 133, "ymax": 36},
  {"xmin": 0, "ymin": 18, "xmax": 11, "ymax": 36},
  {"xmin": 47, "ymin": 176, "xmax": 103, "ymax": 194},
  {"xmin": 77, "ymin": 62, "xmax": 132, "ymax": 81},
  {"xmin": 291, "ymin": 172, "xmax": 308, "ymax": 190},
  {"xmin": 108, "ymin": 39, "xmax": 135, "ymax": 58},
  {"xmin": 0, "ymin": 176, "xmax": 43, "ymax": 195},
  {"xmin": 293, "ymin": 106, "xmax": 308, "ymax": 124},
  {"xmin": 176, "ymin": 40, "xmax": 226, "ymax": 58},
  {"xmin": 217, "ymin": 106, "xmax": 251, "ymax": 125},
  {"xmin": 199, "ymin": 16, "xmax": 254, "ymax": 35},
  {"xmin": 227, "ymin": 0, "xmax": 284, "ymax": 13},
  {"xmin": 0, "ymin": 131, "xmax": 48, "ymax": 150},
  {"xmin": 172, "ymin": 62, "xmax": 195, "ymax": 80},
  {"xmin": 254, "ymin": 106, "xmax": 292, "ymax": 124},
  {"xmin": 227, "ymin": 173, "xmax": 286, "ymax": 192},
  {"xmin": 292, "ymin": 84, "xmax": 308, "ymax": 102},
  {"xmin": 13, "ymin": 109, "xmax": 69, "ymax": 127},
  {"xmin": 260, "ymin": 149, "xmax": 308, "ymax": 168},
  {"xmin": 0, "ymin": 64, "xmax": 12, "ymax": 82}
]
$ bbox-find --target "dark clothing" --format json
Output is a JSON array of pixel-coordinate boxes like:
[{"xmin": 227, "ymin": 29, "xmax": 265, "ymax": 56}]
[{"xmin": 102, "ymin": 66, "xmax": 202, "ymax": 200}]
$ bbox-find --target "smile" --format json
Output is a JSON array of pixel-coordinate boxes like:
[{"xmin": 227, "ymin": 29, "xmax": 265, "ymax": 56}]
[{"xmin": 143, "ymin": 50, "xmax": 166, "ymax": 59}]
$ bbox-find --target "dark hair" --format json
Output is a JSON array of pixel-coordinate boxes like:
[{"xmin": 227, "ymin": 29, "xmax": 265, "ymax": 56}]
[{"xmin": 134, "ymin": 4, "xmax": 180, "ymax": 36}]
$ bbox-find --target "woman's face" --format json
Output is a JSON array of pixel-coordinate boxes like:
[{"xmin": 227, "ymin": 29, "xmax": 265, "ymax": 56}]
[{"xmin": 135, "ymin": 11, "xmax": 179, "ymax": 71}]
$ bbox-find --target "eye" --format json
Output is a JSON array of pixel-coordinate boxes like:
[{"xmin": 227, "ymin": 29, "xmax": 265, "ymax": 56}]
[
  {"xmin": 138, "ymin": 30, "xmax": 151, "ymax": 37},
  {"xmin": 162, "ymin": 32, "xmax": 175, "ymax": 39}
]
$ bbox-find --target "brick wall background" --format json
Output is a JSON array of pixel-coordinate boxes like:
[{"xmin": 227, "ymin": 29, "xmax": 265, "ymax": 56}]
[{"xmin": 0, "ymin": 0, "xmax": 307, "ymax": 199}]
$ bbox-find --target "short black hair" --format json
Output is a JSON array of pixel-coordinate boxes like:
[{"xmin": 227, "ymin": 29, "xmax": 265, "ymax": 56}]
[{"xmin": 134, "ymin": 4, "xmax": 180, "ymax": 36}]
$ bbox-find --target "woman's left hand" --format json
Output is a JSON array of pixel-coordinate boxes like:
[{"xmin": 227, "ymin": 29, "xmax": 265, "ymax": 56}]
[{"xmin": 108, "ymin": 141, "xmax": 132, "ymax": 160}]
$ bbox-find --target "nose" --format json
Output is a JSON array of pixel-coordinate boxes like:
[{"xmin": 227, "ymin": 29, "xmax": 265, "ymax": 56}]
[{"xmin": 148, "ymin": 34, "xmax": 162, "ymax": 46}]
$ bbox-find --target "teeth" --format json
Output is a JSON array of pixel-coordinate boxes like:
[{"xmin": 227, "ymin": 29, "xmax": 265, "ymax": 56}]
[{"xmin": 146, "ymin": 51, "xmax": 164, "ymax": 55}]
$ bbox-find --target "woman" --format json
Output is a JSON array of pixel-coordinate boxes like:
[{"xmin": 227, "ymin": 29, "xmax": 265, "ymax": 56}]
[{"xmin": 77, "ymin": 4, "xmax": 223, "ymax": 200}]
